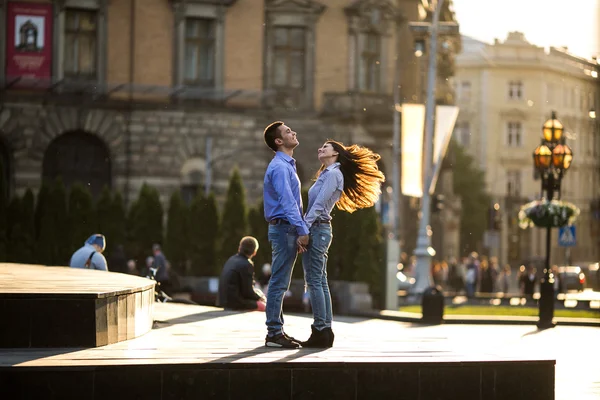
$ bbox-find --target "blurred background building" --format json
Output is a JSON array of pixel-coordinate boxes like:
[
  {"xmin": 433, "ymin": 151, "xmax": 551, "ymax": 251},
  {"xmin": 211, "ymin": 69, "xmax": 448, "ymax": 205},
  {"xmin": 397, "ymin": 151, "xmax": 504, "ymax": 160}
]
[
  {"xmin": 454, "ymin": 31, "xmax": 600, "ymax": 267},
  {"xmin": 0, "ymin": 0, "xmax": 461, "ymax": 258}
]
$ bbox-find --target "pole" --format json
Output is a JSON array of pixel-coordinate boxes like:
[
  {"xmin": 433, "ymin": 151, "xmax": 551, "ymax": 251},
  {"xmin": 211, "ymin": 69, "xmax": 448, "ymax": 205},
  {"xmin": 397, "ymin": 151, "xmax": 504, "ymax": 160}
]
[
  {"xmin": 385, "ymin": 17, "xmax": 403, "ymax": 310},
  {"xmin": 204, "ymin": 136, "xmax": 213, "ymax": 196},
  {"xmin": 412, "ymin": 0, "xmax": 444, "ymax": 295},
  {"xmin": 537, "ymin": 173, "xmax": 556, "ymax": 329}
]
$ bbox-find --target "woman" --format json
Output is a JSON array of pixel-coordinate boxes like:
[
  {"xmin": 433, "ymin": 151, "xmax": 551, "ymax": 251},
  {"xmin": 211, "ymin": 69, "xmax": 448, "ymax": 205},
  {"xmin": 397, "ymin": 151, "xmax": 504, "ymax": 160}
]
[{"xmin": 299, "ymin": 140, "xmax": 385, "ymax": 348}]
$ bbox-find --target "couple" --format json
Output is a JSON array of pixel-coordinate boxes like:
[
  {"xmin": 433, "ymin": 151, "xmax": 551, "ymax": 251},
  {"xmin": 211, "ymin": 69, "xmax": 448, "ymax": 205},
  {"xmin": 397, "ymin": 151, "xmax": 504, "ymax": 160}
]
[{"xmin": 262, "ymin": 121, "xmax": 385, "ymax": 349}]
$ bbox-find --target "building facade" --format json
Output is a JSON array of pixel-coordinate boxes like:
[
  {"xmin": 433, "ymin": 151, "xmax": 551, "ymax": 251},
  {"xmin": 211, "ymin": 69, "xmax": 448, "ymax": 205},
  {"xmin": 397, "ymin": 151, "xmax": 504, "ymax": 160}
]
[
  {"xmin": 0, "ymin": 0, "xmax": 460, "ymax": 257},
  {"xmin": 454, "ymin": 32, "xmax": 600, "ymax": 267}
]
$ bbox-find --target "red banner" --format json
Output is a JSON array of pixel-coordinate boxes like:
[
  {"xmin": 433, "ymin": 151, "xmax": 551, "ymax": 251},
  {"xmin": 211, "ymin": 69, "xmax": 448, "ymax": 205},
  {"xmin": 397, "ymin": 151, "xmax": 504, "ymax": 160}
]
[{"xmin": 5, "ymin": 2, "xmax": 53, "ymax": 84}]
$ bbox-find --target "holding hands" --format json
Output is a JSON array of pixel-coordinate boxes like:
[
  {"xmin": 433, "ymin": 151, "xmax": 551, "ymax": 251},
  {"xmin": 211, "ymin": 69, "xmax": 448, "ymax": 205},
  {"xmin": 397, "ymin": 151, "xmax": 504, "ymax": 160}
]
[{"xmin": 297, "ymin": 234, "xmax": 309, "ymax": 253}]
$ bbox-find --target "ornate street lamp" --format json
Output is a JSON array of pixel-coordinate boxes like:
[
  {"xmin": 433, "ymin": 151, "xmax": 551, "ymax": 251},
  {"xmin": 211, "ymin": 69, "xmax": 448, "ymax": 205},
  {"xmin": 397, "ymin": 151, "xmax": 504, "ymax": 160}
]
[{"xmin": 532, "ymin": 111, "xmax": 573, "ymax": 329}]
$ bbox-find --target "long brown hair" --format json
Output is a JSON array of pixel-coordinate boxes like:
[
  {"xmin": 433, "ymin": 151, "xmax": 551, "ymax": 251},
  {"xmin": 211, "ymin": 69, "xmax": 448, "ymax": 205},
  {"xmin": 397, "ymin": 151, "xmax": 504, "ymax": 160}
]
[{"xmin": 316, "ymin": 140, "xmax": 385, "ymax": 213}]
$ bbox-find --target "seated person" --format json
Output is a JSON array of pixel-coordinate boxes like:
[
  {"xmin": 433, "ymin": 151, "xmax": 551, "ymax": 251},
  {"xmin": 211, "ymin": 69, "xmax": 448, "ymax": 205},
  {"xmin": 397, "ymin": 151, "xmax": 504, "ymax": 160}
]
[
  {"xmin": 70, "ymin": 234, "xmax": 108, "ymax": 271},
  {"xmin": 218, "ymin": 236, "xmax": 266, "ymax": 311}
]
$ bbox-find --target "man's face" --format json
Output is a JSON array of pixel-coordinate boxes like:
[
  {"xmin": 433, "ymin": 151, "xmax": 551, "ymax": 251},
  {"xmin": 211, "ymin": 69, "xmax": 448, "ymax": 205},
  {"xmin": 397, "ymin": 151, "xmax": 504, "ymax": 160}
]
[{"xmin": 275, "ymin": 124, "xmax": 299, "ymax": 150}]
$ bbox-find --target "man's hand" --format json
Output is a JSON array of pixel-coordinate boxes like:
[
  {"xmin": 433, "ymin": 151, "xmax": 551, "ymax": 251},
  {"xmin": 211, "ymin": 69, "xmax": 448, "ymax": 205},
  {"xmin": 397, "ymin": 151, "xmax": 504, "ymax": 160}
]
[{"xmin": 297, "ymin": 235, "xmax": 309, "ymax": 253}]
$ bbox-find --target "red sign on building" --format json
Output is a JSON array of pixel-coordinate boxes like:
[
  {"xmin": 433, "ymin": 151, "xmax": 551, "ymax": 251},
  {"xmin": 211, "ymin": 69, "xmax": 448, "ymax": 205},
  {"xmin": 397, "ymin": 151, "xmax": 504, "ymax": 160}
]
[{"xmin": 5, "ymin": 2, "xmax": 53, "ymax": 84}]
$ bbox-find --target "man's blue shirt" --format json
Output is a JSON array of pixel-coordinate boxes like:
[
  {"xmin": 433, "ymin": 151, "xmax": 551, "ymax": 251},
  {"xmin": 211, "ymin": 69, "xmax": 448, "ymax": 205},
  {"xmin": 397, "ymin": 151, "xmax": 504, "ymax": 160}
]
[{"xmin": 263, "ymin": 151, "xmax": 309, "ymax": 236}]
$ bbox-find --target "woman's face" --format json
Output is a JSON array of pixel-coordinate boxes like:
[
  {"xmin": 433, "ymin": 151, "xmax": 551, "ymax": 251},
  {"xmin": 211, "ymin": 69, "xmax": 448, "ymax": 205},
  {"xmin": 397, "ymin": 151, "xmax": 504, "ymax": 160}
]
[{"xmin": 317, "ymin": 142, "xmax": 338, "ymax": 162}]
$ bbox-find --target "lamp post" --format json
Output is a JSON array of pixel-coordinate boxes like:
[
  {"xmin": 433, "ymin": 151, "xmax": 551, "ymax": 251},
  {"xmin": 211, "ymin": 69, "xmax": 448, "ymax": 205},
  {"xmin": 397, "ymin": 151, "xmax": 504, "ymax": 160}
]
[{"xmin": 532, "ymin": 111, "xmax": 573, "ymax": 329}]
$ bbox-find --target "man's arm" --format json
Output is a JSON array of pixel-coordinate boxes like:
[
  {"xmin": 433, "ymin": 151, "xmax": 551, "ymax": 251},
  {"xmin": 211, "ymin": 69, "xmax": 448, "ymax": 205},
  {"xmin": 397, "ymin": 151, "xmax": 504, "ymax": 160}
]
[
  {"xmin": 239, "ymin": 262, "xmax": 263, "ymax": 302},
  {"xmin": 93, "ymin": 253, "xmax": 108, "ymax": 271},
  {"xmin": 270, "ymin": 167, "xmax": 309, "ymax": 236}
]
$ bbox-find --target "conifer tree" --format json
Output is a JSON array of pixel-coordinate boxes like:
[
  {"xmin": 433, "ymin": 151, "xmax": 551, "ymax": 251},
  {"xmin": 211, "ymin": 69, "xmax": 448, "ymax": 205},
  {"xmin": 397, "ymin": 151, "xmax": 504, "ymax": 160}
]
[
  {"xmin": 248, "ymin": 200, "xmax": 270, "ymax": 277},
  {"xmin": 21, "ymin": 189, "xmax": 36, "ymax": 263},
  {"xmin": 6, "ymin": 195, "xmax": 23, "ymax": 262},
  {"xmin": 68, "ymin": 183, "xmax": 95, "ymax": 253},
  {"xmin": 219, "ymin": 168, "xmax": 248, "ymax": 265},
  {"xmin": 110, "ymin": 191, "xmax": 127, "ymax": 249},
  {"xmin": 188, "ymin": 191, "xmax": 220, "ymax": 276},
  {"xmin": 128, "ymin": 184, "xmax": 163, "ymax": 264},
  {"xmin": 0, "ymin": 158, "xmax": 7, "ymax": 261},
  {"xmin": 353, "ymin": 206, "xmax": 385, "ymax": 307},
  {"xmin": 165, "ymin": 190, "xmax": 188, "ymax": 273},
  {"xmin": 96, "ymin": 186, "xmax": 112, "ymax": 237},
  {"xmin": 38, "ymin": 178, "xmax": 70, "ymax": 265}
]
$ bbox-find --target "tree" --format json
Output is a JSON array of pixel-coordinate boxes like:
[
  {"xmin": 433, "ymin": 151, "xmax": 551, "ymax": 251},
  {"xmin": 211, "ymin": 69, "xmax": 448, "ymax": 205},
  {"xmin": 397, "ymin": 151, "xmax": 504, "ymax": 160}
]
[
  {"xmin": 6, "ymin": 195, "xmax": 23, "ymax": 262},
  {"xmin": 96, "ymin": 186, "xmax": 113, "ymax": 238},
  {"xmin": 248, "ymin": 201, "xmax": 270, "ymax": 278},
  {"xmin": 38, "ymin": 178, "xmax": 70, "ymax": 265},
  {"xmin": 448, "ymin": 140, "xmax": 491, "ymax": 255},
  {"xmin": 68, "ymin": 183, "xmax": 95, "ymax": 253},
  {"xmin": 0, "ymin": 157, "xmax": 7, "ymax": 261},
  {"xmin": 353, "ymin": 206, "xmax": 385, "ymax": 308},
  {"xmin": 188, "ymin": 191, "xmax": 220, "ymax": 276},
  {"xmin": 128, "ymin": 184, "xmax": 163, "ymax": 264},
  {"xmin": 19, "ymin": 189, "xmax": 36, "ymax": 263},
  {"xmin": 110, "ymin": 191, "xmax": 127, "ymax": 249},
  {"xmin": 34, "ymin": 182, "xmax": 51, "ymax": 263},
  {"xmin": 219, "ymin": 168, "xmax": 249, "ymax": 265},
  {"xmin": 165, "ymin": 190, "xmax": 189, "ymax": 273}
]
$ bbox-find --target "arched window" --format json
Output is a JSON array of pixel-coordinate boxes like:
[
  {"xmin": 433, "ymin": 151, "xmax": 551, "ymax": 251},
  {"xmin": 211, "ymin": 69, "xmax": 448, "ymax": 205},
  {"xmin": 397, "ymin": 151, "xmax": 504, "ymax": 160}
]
[
  {"xmin": 42, "ymin": 131, "xmax": 111, "ymax": 198},
  {"xmin": 180, "ymin": 157, "xmax": 206, "ymax": 204}
]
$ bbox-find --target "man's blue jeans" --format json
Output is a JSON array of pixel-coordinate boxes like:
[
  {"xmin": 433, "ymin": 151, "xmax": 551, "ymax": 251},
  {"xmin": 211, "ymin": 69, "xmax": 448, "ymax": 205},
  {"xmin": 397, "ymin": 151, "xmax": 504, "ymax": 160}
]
[
  {"xmin": 266, "ymin": 223, "xmax": 298, "ymax": 337},
  {"xmin": 302, "ymin": 224, "xmax": 333, "ymax": 331}
]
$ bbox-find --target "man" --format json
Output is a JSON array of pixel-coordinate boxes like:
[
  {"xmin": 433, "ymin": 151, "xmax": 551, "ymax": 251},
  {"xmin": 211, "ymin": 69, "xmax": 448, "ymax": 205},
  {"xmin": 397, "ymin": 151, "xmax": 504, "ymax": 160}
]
[
  {"xmin": 218, "ymin": 236, "xmax": 266, "ymax": 310},
  {"xmin": 263, "ymin": 121, "xmax": 310, "ymax": 349},
  {"xmin": 70, "ymin": 234, "xmax": 108, "ymax": 271}
]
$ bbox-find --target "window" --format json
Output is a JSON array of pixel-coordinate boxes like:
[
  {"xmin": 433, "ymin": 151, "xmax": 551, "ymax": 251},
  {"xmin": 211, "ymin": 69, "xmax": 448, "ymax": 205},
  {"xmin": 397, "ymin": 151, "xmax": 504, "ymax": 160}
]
[
  {"xmin": 508, "ymin": 81, "xmax": 523, "ymax": 100},
  {"xmin": 358, "ymin": 32, "xmax": 381, "ymax": 92},
  {"xmin": 506, "ymin": 170, "xmax": 521, "ymax": 197},
  {"xmin": 454, "ymin": 122, "xmax": 470, "ymax": 147},
  {"xmin": 184, "ymin": 18, "xmax": 215, "ymax": 86},
  {"xmin": 459, "ymin": 81, "xmax": 471, "ymax": 103},
  {"xmin": 507, "ymin": 122, "xmax": 522, "ymax": 147},
  {"xmin": 173, "ymin": 1, "xmax": 232, "ymax": 91},
  {"xmin": 264, "ymin": 0, "xmax": 325, "ymax": 109},
  {"xmin": 272, "ymin": 27, "xmax": 305, "ymax": 91},
  {"xmin": 64, "ymin": 9, "xmax": 98, "ymax": 79},
  {"xmin": 345, "ymin": 2, "xmax": 396, "ymax": 94}
]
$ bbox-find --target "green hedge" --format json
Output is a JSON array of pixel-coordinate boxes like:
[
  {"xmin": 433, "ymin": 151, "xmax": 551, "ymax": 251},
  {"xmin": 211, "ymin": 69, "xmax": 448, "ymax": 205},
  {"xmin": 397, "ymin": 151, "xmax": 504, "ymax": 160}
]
[{"xmin": 1, "ymin": 171, "xmax": 385, "ymax": 302}]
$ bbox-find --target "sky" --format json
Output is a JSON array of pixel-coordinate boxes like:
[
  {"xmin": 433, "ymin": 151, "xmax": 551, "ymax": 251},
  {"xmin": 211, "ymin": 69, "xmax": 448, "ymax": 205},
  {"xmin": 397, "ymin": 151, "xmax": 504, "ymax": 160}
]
[{"xmin": 451, "ymin": 0, "xmax": 599, "ymax": 60}]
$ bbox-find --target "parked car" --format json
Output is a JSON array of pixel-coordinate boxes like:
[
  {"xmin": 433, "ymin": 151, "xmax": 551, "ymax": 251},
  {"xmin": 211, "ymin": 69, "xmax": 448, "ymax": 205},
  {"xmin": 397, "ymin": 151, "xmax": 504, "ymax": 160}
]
[{"xmin": 556, "ymin": 266, "xmax": 586, "ymax": 292}]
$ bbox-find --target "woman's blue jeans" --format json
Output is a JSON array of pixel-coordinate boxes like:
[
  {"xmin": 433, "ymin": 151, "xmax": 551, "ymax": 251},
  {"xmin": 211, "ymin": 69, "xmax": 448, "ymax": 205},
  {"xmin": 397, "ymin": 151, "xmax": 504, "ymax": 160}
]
[{"xmin": 302, "ymin": 224, "xmax": 333, "ymax": 331}]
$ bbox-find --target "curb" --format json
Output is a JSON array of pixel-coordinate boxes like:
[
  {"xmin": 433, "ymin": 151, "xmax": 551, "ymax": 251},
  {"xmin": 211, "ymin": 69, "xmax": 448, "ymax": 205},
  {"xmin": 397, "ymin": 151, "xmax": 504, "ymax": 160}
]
[{"xmin": 358, "ymin": 310, "xmax": 600, "ymax": 328}]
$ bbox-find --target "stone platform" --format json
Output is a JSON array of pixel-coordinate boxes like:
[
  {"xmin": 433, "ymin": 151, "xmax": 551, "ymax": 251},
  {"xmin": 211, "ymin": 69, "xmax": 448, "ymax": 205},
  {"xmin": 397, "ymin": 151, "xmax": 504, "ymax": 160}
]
[
  {"xmin": 0, "ymin": 263, "xmax": 155, "ymax": 348},
  {"xmin": 0, "ymin": 301, "xmax": 558, "ymax": 400}
]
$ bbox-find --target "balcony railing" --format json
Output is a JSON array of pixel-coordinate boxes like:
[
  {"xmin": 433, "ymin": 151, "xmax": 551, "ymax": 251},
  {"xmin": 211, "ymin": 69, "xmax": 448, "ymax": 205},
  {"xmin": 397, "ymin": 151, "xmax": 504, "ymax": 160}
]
[{"xmin": 320, "ymin": 91, "xmax": 394, "ymax": 121}]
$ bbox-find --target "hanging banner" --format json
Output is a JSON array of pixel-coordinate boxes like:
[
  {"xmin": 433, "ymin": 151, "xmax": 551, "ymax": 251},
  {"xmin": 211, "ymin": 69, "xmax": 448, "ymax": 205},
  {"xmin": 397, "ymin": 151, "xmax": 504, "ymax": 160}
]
[
  {"xmin": 401, "ymin": 103, "xmax": 426, "ymax": 197},
  {"xmin": 429, "ymin": 105, "xmax": 460, "ymax": 194},
  {"xmin": 5, "ymin": 2, "xmax": 53, "ymax": 84}
]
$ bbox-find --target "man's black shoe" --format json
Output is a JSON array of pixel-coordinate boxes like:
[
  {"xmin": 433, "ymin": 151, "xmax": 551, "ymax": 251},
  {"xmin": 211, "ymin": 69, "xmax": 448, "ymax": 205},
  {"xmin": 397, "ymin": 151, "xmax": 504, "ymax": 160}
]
[
  {"xmin": 301, "ymin": 326, "xmax": 331, "ymax": 348},
  {"xmin": 283, "ymin": 331, "xmax": 299, "ymax": 343},
  {"xmin": 265, "ymin": 333, "xmax": 301, "ymax": 349}
]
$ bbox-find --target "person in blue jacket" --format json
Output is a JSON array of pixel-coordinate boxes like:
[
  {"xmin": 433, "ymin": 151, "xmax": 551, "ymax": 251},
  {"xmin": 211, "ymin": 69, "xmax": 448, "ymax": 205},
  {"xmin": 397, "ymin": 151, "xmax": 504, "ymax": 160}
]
[{"xmin": 69, "ymin": 234, "xmax": 108, "ymax": 271}]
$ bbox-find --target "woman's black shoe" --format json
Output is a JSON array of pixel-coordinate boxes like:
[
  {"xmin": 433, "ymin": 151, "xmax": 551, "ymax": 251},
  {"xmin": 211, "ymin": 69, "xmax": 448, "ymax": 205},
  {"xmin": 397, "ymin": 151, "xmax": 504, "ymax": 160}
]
[
  {"xmin": 301, "ymin": 326, "xmax": 331, "ymax": 348},
  {"xmin": 324, "ymin": 327, "xmax": 334, "ymax": 347}
]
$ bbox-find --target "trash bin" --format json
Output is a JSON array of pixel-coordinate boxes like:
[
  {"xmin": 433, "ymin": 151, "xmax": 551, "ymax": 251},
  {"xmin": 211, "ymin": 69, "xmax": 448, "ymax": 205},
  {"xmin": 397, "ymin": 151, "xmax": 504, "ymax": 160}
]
[{"xmin": 421, "ymin": 286, "xmax": 444, "ymax": 324}]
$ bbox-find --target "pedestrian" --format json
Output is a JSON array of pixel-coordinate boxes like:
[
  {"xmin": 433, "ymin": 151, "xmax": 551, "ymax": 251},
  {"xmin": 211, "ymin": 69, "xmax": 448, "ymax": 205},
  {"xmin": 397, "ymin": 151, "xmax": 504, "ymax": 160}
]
[
  {"xmin": 69, "ymin": 234, "xmax": 108, "ymax": 271},
  {"xmin": 262, "ymin": 121, "xmax": 310, "ymax": 349},
  {"xmin": 218, "ymin": 236, "xmax": 266, "ymax": 311},
  {"xmin": 151, "ymin": 244, "xmax": 172, "ymax": 295},
  {"xmin": 299, "ymin": 140, "xmax": 385, "ymax": 348}
]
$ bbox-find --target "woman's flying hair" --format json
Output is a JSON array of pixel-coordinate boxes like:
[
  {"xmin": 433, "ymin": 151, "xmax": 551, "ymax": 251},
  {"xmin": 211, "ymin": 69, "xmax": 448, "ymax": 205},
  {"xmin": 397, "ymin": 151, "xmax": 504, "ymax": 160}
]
[{"xmin": 316, "ymin": 140, "xmax": 385, "ymax": 213}]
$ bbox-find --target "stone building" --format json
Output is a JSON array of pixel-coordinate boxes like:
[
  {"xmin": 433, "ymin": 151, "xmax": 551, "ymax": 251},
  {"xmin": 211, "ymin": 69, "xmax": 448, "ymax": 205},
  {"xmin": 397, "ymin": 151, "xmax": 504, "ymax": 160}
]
[
  {"xmin": 0, "ymin": 0, "xmax": 460, "ymax": 256},
  {"xmin": 454, "ymin": 32, "xmax": 600, "ymax": 266}
]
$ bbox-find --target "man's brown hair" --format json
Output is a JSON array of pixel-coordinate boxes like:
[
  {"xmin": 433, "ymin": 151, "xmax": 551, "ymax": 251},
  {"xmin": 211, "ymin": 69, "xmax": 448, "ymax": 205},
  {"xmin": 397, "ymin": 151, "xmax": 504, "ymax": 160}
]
[
  {"xmin": 264, "ymin": 121, "xmax": 284, "ymax": 152},
  {"xmin": 239, "ymin": 236, "xmax": 259, "ymax": 258}
]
